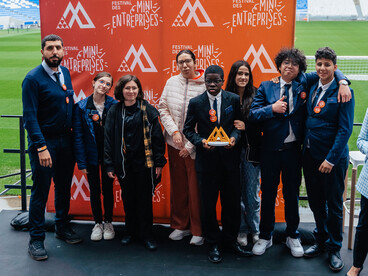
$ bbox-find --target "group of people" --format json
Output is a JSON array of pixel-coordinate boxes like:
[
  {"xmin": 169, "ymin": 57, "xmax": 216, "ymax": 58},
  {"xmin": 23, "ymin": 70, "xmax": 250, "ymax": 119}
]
[{"xmin": 21, "ymin": 34, "xmax": 367, "ymax": 275}]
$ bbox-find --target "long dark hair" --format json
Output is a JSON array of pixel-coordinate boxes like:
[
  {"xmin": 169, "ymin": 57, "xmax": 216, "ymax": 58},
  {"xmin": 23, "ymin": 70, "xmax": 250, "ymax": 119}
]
[{"xmin": 225, "ymin": 60, "xmax": 256, "ymax": 120}]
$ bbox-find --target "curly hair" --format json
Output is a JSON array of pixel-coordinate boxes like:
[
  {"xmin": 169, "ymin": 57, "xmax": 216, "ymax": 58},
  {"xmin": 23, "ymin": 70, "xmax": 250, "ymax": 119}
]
[
  {"xmin": 315, "ymin": 47, "xmax": 337, "ymax": 65},
  {"xmin": 114, "ymin": 74, "xmax": 144, "ymax": 102},
  {"xmin": 274, "ymin": 48, "xmax": 307, "ymax": 73}
]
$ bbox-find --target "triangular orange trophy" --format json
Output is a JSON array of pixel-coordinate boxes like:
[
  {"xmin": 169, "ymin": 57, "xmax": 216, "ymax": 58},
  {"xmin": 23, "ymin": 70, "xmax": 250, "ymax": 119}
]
[{"xmin": 207, "ymin": 126, "xmax": 230, "ymax": 146}]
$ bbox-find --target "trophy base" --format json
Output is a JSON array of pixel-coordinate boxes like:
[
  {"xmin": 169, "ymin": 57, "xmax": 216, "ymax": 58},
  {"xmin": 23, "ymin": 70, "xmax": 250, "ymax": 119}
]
[{"xmin": 207, "ymin": 141, "xmax": 229, "ymax": 147}]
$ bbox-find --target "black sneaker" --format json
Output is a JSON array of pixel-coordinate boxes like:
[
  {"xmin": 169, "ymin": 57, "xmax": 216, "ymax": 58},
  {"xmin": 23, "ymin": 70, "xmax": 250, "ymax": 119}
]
[
  {"xmin": 28, "ymin": 240, "xmax": 48, "ymax": 261},
  {"xmin": 55, "ymin": 225, "xmax": 83, "ymax": 244}
]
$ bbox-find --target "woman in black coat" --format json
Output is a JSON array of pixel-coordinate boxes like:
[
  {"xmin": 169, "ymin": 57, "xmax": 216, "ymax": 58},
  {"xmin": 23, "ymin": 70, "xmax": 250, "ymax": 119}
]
[{"xmin": 104, "ymin": 74, "xmax": 166, "ymax": 251}]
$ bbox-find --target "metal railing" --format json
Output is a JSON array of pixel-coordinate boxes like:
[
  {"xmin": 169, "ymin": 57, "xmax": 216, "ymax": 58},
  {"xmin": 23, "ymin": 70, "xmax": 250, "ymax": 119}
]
[{"xmin": 0, "ymin": 115, "xmax": 32, "ymax": 211}]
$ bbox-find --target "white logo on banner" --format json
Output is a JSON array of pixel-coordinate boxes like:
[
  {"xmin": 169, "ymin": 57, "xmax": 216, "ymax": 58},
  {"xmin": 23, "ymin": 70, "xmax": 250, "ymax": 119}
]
[
  {"xmin": 57, "ymin": 2, "xmax": 95, "ymax": 29},
  {"xmin": 73, "ymin": 89, "xmax": 86, "ymax": 103},
  {"xmin": 164, "ymin": 43, "xmax": 223, "ymax": 77},
  {"xmin": 223, "ymin": 1, "xmax": 286, "ymax": 33},
  {"xmin": 118, "ymin": 45, "xmax": 157, "ymax": 72},
  {"xmin": 152, "ymin": 184, "xmax": 166, "ymax": 203},
  {"xmin": 172, "ymin": 0, "xmax": 213, "ymax": 27},
  {"xmin": 71, "ymin": 175, "xmax": 90, "ymax": 201},
  {"xmin": 244, "ymin": 44, "xmax": 277, "ymax": 73},
  {"xmin": 62, "ymin": 44, "xmax": 108, "ymax": 75}
]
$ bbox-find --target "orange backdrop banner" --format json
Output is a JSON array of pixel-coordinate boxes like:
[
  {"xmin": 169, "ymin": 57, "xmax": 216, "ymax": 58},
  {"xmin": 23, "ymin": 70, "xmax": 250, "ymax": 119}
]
[{"xmin": 42, "ymin": 0, "xmax": 296, "ymax": 223}]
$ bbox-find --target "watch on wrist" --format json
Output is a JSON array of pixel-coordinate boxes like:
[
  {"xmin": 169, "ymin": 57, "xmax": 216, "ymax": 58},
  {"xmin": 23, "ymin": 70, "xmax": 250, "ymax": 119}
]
[{"xmin": 340, "ymin": 80, "xmax": 348, "ymax": 86}]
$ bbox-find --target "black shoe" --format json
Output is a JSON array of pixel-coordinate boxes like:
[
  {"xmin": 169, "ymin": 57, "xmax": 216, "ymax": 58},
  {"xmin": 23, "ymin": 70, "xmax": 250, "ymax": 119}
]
[
  {"xmin": 208, "ymin": 244, "xmax": 222, "ymax": 263},
  {"xmin": 121, "ymin": 235, "xmax": 132, "ymax": 246},
  {"xmin": 229, "ymin": 242, "xmax": 253, "ymax": 257},
  {"xmin": 55, "ymin": 225, "xmax": 83, "ymax": 244},
  {"xmin": 329, "ymin": 251, "xmax": 344, "ymax": 272},
  {"xmin": 304, "ymin": 244, "xmax": 324, "ymax": 258},
  {"xmin": 144, "ymin": 239, "xmax": 157, "ymax": 251},
  {"xmin": 28, "ymin": 240, "xmax": 48, "ymax": 261}
]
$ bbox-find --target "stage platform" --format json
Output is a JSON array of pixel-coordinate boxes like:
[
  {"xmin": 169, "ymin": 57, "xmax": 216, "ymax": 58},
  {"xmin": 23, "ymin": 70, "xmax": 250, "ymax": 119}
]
[{"xmin": 1, "ymin": 210, "xmax": 366, "ymax": 276}]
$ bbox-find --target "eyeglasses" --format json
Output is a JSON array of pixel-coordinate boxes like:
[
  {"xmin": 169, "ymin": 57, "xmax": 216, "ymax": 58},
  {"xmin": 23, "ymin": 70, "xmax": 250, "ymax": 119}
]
[
  {"xmin": 177, "ymin": 59, "xmax": 193, "ymax": 66},
  {"xmin": 98, "ymin": 79, "xmax": 112, "ymax": 87},
  {"xmin": 282, "ymin": 60, "xmax": 299, "ymax": 67},
  {"xmin": 205, "ymin": 79, "xmax": 223, "ymax": 84}
]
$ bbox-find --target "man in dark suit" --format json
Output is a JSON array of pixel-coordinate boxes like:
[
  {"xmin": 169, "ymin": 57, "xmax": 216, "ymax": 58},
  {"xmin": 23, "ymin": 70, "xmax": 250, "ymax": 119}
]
[
  {"xmin": 183, "ymin": 65, "xmax": 252, "ymax": 263},
  {"xmin": 249, "ymin": 48, "xmax": 309, "ymax": 258},
  {"xmin": 250, "ymin": 48, "xmax": 351, "ymax": 259},
  {"xmin": 302, "ymin": 47, "xmax": 354, "ymax": 272},
  {"xmin": 22, "ymin": 34, "xmax": 82, "ymax": 261}
]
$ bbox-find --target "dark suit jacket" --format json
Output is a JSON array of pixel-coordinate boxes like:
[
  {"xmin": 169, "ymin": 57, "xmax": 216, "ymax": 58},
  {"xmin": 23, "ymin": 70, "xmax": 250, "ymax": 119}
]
[
  {"xmin": 249, "ymin": 77, "xmax": 308, "ymax": 151},
  {"xmin": 304, "ymin": 80, "xmax": 354, "ymax": 164},
  {"xmin": 183, "ymin": 90, "xmax": 241, "ymax": 173}
]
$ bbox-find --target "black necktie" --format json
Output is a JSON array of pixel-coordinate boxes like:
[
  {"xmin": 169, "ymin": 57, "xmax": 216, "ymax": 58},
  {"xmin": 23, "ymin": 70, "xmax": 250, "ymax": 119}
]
[
  {"xmin": 283, "ymin": 84, "xmax": 291, "ymax": 115},
  {"xmin": 312, "ymin": 87, "xmax": 323, "ymax": 107},
  {"xmin": 213, "ymin": 98, "xmax": 218, "ymax": 125},
  {"xmin": 53, "ymin": 72, "xmax": 61, "ymax": 86}
]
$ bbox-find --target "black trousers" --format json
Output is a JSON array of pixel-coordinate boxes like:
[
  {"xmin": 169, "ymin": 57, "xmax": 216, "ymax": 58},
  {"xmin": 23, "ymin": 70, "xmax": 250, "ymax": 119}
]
[
  {"xmin": 197, "ymin": 168, "xmax": 240, "ymax": 245},
  {"xmin": 119, "ymin": 168, "xmax": 153, "ymax": 240},
  {"xmin": 353, "ymin": 195, "xmax": 368, "ymax": 268},
  {"xmin": 87, "ymin": 164, "xmax": 114, "ymax": 223},
  {"xmin": 303, "ymin": 149, "xmax": 347, "ymax": 252},
  {"xmin": 28, "ymin": 134, "xmax": 74, "ymax": 240},
  {"xmin": 259, "ymin": 145, "xmax": 302, "ymax": 240}
]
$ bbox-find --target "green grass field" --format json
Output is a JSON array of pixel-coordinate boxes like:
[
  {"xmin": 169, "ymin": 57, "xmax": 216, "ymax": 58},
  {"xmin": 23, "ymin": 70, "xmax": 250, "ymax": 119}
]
[{"xmin": 0, "ymin": 22, "xmax": 368, "ymax": 195}]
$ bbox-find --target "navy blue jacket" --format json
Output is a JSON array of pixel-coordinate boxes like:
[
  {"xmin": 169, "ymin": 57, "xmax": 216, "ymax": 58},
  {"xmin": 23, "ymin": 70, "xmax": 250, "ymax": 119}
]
[
  {"xmin": 249, "ymin": 75, "xmax": 311, "ymax": 151},
  {"xmin": 73, "ymin": 95, "xmax": 117, "ymax": 170},
  {"xmin": 183, "ymin": 90, "xmax": 241, "ymax": 173},
  {"xmin": 22, "ymin": 65, "xmax": 74, "ymax": 148},
  {"xmin": 304, "ymin": 80, "xmax": 354, "ymax": 164}
]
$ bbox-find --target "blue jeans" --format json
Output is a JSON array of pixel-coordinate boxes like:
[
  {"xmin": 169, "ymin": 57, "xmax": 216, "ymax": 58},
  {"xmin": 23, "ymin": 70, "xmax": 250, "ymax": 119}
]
[{"xmin": 239, "ymin": 148, "xmax": 261, "ymax": 234}]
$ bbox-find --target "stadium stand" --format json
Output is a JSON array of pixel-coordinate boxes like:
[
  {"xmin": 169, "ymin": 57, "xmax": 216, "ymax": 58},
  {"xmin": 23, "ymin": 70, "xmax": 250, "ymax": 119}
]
[
  {"xmin": 360, "ymin": 0, "xmax": 368, "ymax": 17},
  {"xmin": 308, "ymin": 0, "xmax": 358, "ymax": 20},
  {"xmin": 0, "ymin": 0, "xmax": 39, "ymax": 23}
]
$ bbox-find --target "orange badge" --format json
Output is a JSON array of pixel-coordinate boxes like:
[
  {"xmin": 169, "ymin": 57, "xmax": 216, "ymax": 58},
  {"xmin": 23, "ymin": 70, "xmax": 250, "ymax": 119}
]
[
  {"xmin": 318, "ymin": 100, "xmax": 325, "ymax": 108},
  {"xmin": 209, "ymin": 109, "xmax": 216, "ymax": 116},
  {"xmin": 92, "ymin": 114, "xmax": 99, "ymax": 121},
  {"xmin": 62, "ymin": 84, "xmax": 67, "ymax": 91},
  {"xmin": 210, "ymin": 115, "xmax": 217, "ymax": 122},
  {"xmin": 300, "ymin": 92, "xmax": 307, "ymax": 99},
  {"xmin": 65, "ymin": 97, "xmax": 69, "ymax": 104},
  {"xmin": 314, "ymin": 106, "xmax": 321, "ymax": 114}
]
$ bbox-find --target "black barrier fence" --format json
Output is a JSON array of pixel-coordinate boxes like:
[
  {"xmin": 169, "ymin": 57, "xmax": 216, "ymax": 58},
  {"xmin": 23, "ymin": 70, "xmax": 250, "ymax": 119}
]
[
  {"xmin": 0, "ymin": 115, "xmax": 32, "ymax": 211},
  {"xmin": 0, "ymin": 115, "xmax": 364, "ymax": 211}
]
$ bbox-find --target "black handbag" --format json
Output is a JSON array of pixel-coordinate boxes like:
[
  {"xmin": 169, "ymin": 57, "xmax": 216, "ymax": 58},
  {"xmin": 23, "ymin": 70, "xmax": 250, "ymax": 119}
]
[{"xmin": 244, "ymin": 132, "xmax": 260, "ymax": 164}]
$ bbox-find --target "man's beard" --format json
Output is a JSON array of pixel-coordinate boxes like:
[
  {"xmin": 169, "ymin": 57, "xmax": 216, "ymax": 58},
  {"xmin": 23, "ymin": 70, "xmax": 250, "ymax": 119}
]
[{"xmin": 44, "ymin": 55, "xmax": 62, "ymax": 68}]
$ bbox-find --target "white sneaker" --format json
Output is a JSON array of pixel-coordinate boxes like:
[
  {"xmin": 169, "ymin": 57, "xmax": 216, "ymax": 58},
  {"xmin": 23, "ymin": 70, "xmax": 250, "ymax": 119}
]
[
  {"xmin": 252, "ymin": 238, "xmax": 272, "ymax": 255},
  {"xmin": 103, "ymin": 222, "xmax": 115, "ymax": 240},
  {"xmin": 237, "ymin": 233, "xmax": 248, "ymax": 246},
  {"xmin": 169, "ymin": 229, "xmax": 191, "ymax": 241},
  {"xmin": 190, "ymin": 236, "xmax": 204, "ymax": 245},
  {"xmin": 252, "ymin": 233, "xmax": 260, "ymax": 243},
  {"xmin": 91, "ymin": 223, "xmax": 103, "ymax": 241},
  {"xmin": 286, "ymin": 237, "xmax": 304, "ymax": 257}
]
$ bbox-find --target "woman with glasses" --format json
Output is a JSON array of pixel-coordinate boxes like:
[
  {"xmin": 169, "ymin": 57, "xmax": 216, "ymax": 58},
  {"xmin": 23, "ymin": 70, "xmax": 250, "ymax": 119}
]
[
  {"xmin": 104, "ymin": 75, "xmax": 166, "ymax": 251},
  {"xmin": 73, "ymin": 72, "xmax": 117, "ymax": 241},
  {"xmin": 158, "ymin": 50, "xmax": 205, "ymax": 245},
  {"xmin": 225, "ymin": 60, "xmax": 261, "ymax": 247}
]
